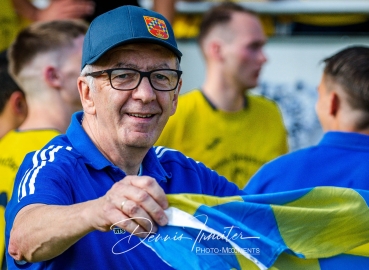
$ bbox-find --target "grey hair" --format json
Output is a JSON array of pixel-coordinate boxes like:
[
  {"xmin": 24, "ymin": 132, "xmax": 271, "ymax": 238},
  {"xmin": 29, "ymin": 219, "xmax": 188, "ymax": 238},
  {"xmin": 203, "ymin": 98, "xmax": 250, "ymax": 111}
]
[
  {"xmin": 80, "ymin": 64, "xmax": 96, "ymax": 91},
  {"xmin": 175, "ymin": 58, "xmax": 181, "ymax": 70}
]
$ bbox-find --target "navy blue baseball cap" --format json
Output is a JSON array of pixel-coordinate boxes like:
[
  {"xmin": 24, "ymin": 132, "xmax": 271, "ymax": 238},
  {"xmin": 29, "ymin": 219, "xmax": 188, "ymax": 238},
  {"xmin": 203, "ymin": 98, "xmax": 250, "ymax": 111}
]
[{"xmin": 81, "ymin": 5, "xmax": 182, "ymax": 70}]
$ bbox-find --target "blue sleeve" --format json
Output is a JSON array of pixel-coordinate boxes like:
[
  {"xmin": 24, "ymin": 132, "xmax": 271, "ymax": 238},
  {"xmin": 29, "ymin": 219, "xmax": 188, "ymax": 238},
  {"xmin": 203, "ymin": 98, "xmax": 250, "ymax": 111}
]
[
  {"xmin": 245, "ymin": 150, "xmax": 307, "ymax": 194},
  {"xmin": 6, "ymin": 149, "xmax": 75, "ymax": 228},
  {"xmin": 207, "ymin": 166, "xmax": 246, "ymax": 197},
  {"xmin": 244, "ymin": 157, "xmax": 291, "ymax": 194},
  {"xmin": 187, "ymin": 158, "xmax": 246, "ymax": 197},
  {"xmin": 243, "ymin": 166, "xmax": 269, "ymax": 194},
  {"xmin": 159, "ymin": 150, "xmax": 246, "ymax": 197}
]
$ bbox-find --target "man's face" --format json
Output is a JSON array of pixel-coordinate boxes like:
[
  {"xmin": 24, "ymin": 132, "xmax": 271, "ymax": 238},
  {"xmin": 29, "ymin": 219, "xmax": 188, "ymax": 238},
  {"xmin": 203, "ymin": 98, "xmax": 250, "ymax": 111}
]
[
  {"xmin": 221, "ymin": 12, "xmax": 267, "ymax": 90},
  {"xmin": 59, "ymin": 35, "xmax": 85, "ymax": 112},
  {"xmin": 85, "ymin": 43, "xmax": 181, "ymax": 150},
  {"xmin": 316, "ymin": 74, "xmax": 332, "ymax": 131}
]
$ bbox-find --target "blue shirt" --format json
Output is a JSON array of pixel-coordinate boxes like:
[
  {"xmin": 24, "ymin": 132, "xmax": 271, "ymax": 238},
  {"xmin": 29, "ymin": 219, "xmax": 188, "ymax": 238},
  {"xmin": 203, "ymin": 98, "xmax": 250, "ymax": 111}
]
[
  {"xmin": 6, "ymin": 111, "xmax": 244, "ymax": 270},
  {"xmin": 245, "ymin": 131, "xmax": 369, "ymax": 194}
]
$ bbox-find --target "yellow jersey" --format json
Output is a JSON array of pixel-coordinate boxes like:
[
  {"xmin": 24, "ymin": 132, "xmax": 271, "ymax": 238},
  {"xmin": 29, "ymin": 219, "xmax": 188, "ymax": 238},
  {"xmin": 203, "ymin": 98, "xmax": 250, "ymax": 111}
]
[
  {"xmin": 156, "ymin": 90, "xmax": 288, "ymax": 189},
  {"xmin": 0, "ymin": 129, "xmax": 60, "ymax": 268}
]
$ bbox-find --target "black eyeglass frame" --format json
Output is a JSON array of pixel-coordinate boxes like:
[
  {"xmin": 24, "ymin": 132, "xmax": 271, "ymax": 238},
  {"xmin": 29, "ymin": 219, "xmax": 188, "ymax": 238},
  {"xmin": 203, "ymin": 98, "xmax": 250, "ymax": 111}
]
[{"xmin": 85, "ymin": 68, "xmax": 183, "ymax": 91}]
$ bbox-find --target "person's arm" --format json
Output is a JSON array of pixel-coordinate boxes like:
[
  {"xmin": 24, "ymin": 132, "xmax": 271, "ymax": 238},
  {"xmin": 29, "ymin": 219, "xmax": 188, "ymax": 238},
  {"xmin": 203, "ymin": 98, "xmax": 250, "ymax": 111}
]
[
  {"xmin": 12, "ymin": 0, "xmax": 94, "ymax": 22},
  {"xmin": 8, "ymin": 175, "xmax": 168, "ymax": 262},
  {"xmin": 153, "ymin": 0, "xmax": 176, "ymax": 24}
]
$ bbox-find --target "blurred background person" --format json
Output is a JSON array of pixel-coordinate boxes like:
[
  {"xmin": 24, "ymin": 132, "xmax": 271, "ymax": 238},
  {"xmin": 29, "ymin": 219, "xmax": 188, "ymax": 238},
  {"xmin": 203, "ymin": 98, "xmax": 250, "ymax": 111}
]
[
  {"xmin": 0, "ymin": 0, "xmax": 94, "ymax": 52},
  {"xmin": 244, "ymin": 46, "xmax": 369, "ymax": 269},
  {"xmin": 1, "ymin": 0, "xmax": 177, "ymax": 52},
  {"xmin": 156, "ymin": 2, "xmax": 288, "ymax": 189},
  {"xmin": 0, "ymin": 51, "xmax": 27, "ymax": 140},
  {"xmin": 0, "ymin": 49, "xmax": 27, "ymax": 270},
  {"xmin": 0, "ymin": 19, "xmax": 88, "ymax": 269},
  {"xmin": 11, "ymin": 0, "xmax": 95, "ymax": 22},
  {"xmin": 245, "ymin": 46, "xmax": 369, "ymax": 194}
]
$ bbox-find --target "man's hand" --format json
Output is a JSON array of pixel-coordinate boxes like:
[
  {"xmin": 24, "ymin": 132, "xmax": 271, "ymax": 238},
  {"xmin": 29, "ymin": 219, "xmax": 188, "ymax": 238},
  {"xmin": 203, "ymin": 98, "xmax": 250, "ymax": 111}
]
[
  {"xmin": 9, "ymin": 175, "xmax": 168, "ymax": 262},
  {"xmin": 90, "ymin": 175, "xmax": 169, "ymax": 237},
  {"xmin": 36, "ymin": 0, "xmax": 95, "ymax": 21},
  {"xmin": 13, "ymin": 0, "xmax": 95, "ymax": 22}
]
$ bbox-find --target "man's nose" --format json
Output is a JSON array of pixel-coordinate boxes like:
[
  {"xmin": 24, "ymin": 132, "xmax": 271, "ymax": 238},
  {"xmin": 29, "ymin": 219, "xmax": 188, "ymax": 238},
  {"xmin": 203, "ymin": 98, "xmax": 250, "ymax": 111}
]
[
  {"xmin": 132, "ymin": 76, "xmax": 156, "ymax": 103},
  {"xmin": 259, "ymin": 50, "xmax": 267, "ymax": 64}
]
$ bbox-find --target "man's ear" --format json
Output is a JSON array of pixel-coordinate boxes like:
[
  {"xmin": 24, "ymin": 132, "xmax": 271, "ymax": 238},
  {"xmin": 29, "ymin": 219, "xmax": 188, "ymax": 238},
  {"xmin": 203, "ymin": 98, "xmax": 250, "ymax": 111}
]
[
  {"xmin": 204, "ymin": 38, "xmax": 223, "ymax": 62},
  {"xmin": 329, "ymin": 91, "xmax": 340, "ymax": 117},
  {"xmin": 44, "ymin": 66, "xmax": 61, "ymax": 89},
  {"xmin": 170, "ymin": 78, "xmax": 182, "ymax": 116},
  {"xmin": 10, "ymin": 91, "xmax": 27, "ymax": 116},
  {"xmin": 78, "ymin": 77, "xmax": 96, "ymax": 115},
  {"xmin": 209, "ymin": 41, "xmax": 223, "ymax": 61}
]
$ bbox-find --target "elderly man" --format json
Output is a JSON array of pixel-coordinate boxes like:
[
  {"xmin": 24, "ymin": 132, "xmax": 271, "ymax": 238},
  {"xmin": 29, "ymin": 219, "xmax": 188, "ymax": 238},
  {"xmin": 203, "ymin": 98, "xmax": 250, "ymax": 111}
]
[{"xmin": 5, "ymin": 5, "xmax": 244, "ymax": 270}]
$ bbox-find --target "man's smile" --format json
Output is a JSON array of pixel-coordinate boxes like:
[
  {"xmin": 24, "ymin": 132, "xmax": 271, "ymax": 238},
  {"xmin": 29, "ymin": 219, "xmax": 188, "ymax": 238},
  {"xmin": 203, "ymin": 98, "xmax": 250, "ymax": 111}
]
[{"xmin": 127, "ymin": 113, "xmax": 154, "ymax": 118}]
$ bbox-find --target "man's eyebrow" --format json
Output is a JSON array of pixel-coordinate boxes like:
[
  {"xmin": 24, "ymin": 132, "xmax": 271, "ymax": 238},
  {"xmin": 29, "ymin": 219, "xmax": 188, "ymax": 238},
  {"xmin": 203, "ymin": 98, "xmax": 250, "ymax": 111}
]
[
  {"xmin": 113, "ymin": 62, "xmax": 130, "ymax": 68},
  {"xmin": 114, "ymin": 62, "xmax": 172, "ymax": 70}
]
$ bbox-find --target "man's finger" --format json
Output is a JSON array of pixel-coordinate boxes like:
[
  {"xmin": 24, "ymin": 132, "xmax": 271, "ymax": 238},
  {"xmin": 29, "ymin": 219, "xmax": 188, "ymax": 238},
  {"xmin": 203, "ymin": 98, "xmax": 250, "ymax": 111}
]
[
  {"xmin": 129, "ymin": 176, "xmax": 169, "ymax": 209},
  {"xmin": 119, "ymin": 199, "xmax": 158, "ymax": 232}
]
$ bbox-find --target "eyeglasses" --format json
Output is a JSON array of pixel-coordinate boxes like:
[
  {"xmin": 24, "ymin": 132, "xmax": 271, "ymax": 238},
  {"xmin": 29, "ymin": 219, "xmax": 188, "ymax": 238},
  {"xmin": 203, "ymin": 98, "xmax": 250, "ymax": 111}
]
[{"xmin": 85, "ymin": 68, "xmax": 182, "ymax": 91}]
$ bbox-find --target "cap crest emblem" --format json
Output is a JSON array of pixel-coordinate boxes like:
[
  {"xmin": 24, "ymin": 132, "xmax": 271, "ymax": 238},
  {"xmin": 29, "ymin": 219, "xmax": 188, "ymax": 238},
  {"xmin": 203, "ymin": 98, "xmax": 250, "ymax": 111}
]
[{"xmin": 143, "ymin": 16, "xmax": 169, "ymax": 40}]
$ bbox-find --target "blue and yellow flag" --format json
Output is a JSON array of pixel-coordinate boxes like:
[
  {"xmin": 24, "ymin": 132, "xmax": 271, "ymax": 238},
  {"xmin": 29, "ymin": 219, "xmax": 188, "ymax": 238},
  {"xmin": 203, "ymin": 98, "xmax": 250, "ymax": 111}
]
[{"xmin": 143, "ymin": 187, "xmax": 369, "ymax": 269}]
